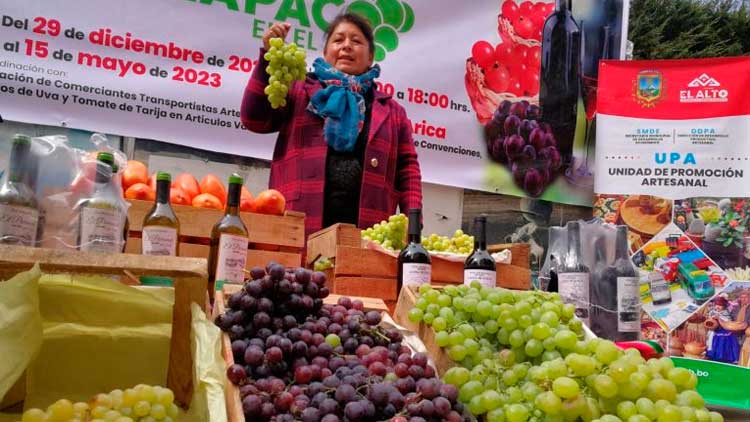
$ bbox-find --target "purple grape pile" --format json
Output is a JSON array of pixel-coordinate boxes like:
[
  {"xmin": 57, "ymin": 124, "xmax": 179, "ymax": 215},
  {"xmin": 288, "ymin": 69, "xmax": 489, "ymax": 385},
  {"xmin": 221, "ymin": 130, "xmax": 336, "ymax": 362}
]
[
  {"xmin": 215, "ymin": 263, "xmax": 469, "ymax": 422},
  {"xmin": 484, "ymin": 100, "xmax": 562, "ymax": 197}
]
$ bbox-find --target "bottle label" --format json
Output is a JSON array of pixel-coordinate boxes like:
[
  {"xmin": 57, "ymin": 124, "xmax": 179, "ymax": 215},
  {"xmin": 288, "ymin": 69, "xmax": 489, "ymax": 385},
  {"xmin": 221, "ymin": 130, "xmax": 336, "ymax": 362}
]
[
  {"xmin": 402, "ymin": 263, "xmax": 431, "ymax": 287},
  {"xmin": 617, "ymin": 276, "xmax": 641, "ymax": 332},
  {"xmin": 558, "ymin": 272, "xmax": 590, "ymax": 326},
  {"xmin": 142, "ymin": 226, "xmax": 178, "ymax": 256},
  {"xmin": 464, "ymin": 269, "xmax": 497, "ymax": 288},
  {"xmin": 80, "ymin": 207, "xmax": 122, "ymax": 253},
  {"xmin": 216, "ymin": 233, "xmax": 248, "ymax": 284},
  {"xmin": 0, "ymin": 204, "xmax": 39, "ymax": 246}
]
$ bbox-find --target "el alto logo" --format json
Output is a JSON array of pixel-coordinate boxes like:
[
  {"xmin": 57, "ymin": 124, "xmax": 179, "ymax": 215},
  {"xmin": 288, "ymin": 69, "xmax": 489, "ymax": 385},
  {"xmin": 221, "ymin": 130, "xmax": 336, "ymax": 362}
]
[{"xmin": 680, "ymin": 73, "xmax": 728, "ymax": 103}]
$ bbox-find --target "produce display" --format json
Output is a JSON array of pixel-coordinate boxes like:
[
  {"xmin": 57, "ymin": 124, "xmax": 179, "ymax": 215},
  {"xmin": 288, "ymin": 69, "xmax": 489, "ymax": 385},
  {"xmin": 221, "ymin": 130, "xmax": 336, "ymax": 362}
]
[
  {"xmin": 361, "ymin": 214, "xmax": 474, "ymax": 255},
  {"xmin": 408, "ymin": 284, "xmax": 724, "ymax": 422},
  {"xmin": 21, "ymin": 385, "xmax": 178, "ymax": 422},
  {"xmin": 119, "ymin": 160, "xmax": 285, "ymax": 215},
  {"xmin": 215, "ymin": 262, "xmax": 469, "ymax": 422},
  {"xmin": 264, "ymin": 38, "xmax": 308, "ymax": 109}
]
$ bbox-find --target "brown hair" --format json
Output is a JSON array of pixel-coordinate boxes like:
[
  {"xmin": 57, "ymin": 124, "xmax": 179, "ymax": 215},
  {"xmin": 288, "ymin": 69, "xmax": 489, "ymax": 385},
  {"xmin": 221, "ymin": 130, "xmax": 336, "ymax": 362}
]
[{"xmin": 324, "ymin": 13, "xmax": 375, "ymax": 54}]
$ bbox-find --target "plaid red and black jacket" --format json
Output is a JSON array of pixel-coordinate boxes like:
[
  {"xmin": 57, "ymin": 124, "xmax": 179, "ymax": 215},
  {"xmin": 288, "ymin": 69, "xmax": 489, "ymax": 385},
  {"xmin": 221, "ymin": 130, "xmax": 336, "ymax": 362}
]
[{"xmin": 240, "ymin": 49, "xmax": 423, "ymax": 238}]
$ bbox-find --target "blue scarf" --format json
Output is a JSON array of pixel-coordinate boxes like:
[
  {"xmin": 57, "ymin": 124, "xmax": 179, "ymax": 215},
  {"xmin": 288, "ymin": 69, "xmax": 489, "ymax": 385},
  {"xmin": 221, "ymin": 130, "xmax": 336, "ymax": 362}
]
[{"xmin": 307, "ymin": 58, "xmax": 381, "ymax": 152}]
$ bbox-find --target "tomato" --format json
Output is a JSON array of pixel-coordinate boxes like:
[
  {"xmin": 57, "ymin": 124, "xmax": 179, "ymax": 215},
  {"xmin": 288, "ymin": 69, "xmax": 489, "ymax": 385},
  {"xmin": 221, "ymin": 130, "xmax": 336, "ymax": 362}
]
[
  {"xmin": 124, "ymin": 183, "xmax": 155, "ymax": 202},
  {"xmin": 513, "ymin": 44, "xmax": 529, "ymax": 63},
  {"xmin": 485, "ymin": 65, "xmax": 511, "ymax": 93},
  {"xmin": 513, "ymin": 15, "xmax": 536, "ymax": 39},
  {"xmin": 146, "ymin": 172, "xmax": 157, "ymax": 192},
  {"xmin": 200, "ymin": 174, "xmax": 227, "ymax": 205},
  {"xmin": 501, "ymin": 0, "xmax": 520, "ymax": 21},
  {"xmin": 173, "ymin": 173, "xmax": 200, "ymax": 200},
  {"xmin": 471, "ymin": 40, "xmax": 496, "ymax": 69},
  {"xmin": 170, "ymin": 187, "xmax": 191, "ymax": 206},
  {"xmin": 519, "ymin": 1, "xmax": 534, "ymax": 15},
  {"xmin": 510, "ymin": 62, "xmax": 529, "ymax": 80},
  {"xmin": 508, "ymin": 77, "xmax": 524, "ymax": 96},
  {"xmin": 192, "ymin": 193, "xmax": 223, "ymax": 210},
  {"xmin": 121, "ymin": 160, "xmax": 148, "ymax": 191},
  {"xmin": 254, "ymin": 189, "xmax": 286, "ymax": 215},
  {"xmin": 527, "ymin": 45, "xmax": 542, "ymax": 69},
  {"xmin": 240, "ymin": 187, "xmax": 255, "ymax": 213},
  {"xmin": 521, "ymin": 71, "xmax": 540, "ymax": 96}
]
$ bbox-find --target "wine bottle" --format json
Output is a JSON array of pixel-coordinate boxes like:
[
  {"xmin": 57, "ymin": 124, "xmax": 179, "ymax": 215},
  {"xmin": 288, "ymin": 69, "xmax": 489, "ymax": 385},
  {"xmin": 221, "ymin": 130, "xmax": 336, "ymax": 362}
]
[
  {"xmin": 541, "ymin": 226, "xmax": 564, "ymax": 292},
  {"xmin": 142, "ymin": 172, "xmax": 180, "ymax": 256},
  {"xmin": 539, "ymin": 0, "xmax": 580, "ymax": 162},
  {"xmin": 78, "ymin": 152, "xmax": 126, "ymax": 253},
  {"xmin": 558, "ymin": 221, "xmax": 590, "ymax": 326},
  {"xmin": 208, "ymin": 174, "xmax": 249, "ymax": 293},
  {"xmin": 464, "ymin": 215, "xmax": 496, "ymax": 288},
  {"xmin": 0, "ymin": 134, "xmax": 40, "ymax": 246},
  {"xmin": 612, "ymin": 226, "xmax": 640, "ymax": 340},
  {"xmin": 397, "ymin": 208, "xmax": 431, "ymax": 293}
]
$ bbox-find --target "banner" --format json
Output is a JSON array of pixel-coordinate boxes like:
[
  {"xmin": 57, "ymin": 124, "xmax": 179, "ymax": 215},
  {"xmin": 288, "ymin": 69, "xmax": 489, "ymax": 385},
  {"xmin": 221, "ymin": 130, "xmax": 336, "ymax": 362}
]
[
  {"xmin": 595, "ymin": 57, "xmax": 750, "ymax": 409},
  {"xmin": 0, "ymin": 1, "xmax": 626, "ymax": 206}
]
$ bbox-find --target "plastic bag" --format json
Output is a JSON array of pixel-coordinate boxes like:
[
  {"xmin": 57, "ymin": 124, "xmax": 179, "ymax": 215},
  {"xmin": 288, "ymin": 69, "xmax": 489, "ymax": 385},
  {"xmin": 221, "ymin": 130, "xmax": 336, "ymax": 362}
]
[
  {"xmin": 539, "ymin": 219, "xmax": 641, "ymax": 342},
  {"xmin": 0, "ymin": 133, "xmax": 129, "ymax": 252},
  {"xmin": 0, "ymin": 269, "xmax": 226, "ymax": 422}
]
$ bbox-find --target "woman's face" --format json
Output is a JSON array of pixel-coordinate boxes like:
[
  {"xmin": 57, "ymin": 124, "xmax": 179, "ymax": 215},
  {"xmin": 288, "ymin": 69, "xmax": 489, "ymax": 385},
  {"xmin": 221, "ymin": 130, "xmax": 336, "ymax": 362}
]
[{"xmin": 324, "ymin": 22, "xmax": 373, "ymax": 75}]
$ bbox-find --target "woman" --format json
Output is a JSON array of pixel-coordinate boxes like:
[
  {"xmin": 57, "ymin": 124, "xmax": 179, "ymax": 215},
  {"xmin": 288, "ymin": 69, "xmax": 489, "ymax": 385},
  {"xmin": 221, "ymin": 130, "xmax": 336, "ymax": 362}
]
[{"xmin": 240, "ymin": 14, "xmax": 422, "ymax": 238}]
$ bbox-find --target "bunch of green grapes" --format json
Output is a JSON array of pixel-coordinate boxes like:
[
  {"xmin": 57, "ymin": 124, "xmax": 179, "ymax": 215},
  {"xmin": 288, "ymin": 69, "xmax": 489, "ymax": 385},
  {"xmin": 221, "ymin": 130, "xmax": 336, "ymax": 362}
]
[
  {"xmin": 263, "ymin": 38, "xmax": 307, "ymax": 108},
  {"xmin": 22, "ymin": 385, "xmax": 179, "ymax": 422},
  {"xmin": 422, "ymin": 229, "xmax": 475, "ymax": 254},
  {"xmin": 408, "ymin": 284, "xmax": 724, "ymax": 422},
  {"xmin": 313, "ymin": 256, "xmax": 333, "ymax": 271},
  {"xmin": 361, "ymin": 213, "xmax": 407, "ymax": 251}
]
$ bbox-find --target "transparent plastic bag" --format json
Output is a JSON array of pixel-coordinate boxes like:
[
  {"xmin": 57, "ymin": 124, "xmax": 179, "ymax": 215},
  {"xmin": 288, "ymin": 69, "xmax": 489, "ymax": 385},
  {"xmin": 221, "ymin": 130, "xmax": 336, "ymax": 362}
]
[
  {"xmin": 0, "ymin": 133, "xmax": 129, "ymax": 252},
  {"xmin": 540, "ymin": 218, "xmax": 642, "ymax": 342}
]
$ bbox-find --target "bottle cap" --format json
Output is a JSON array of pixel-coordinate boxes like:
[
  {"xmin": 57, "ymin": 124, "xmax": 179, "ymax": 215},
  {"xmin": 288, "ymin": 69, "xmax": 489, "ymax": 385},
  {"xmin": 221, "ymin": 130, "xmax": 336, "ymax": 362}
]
[
  {"xmin": 228, "ymin": 174, "xmax": 244, "ymax": 186},
  {"xmin": 12, "ymin": 134, "xmax": 31, "ymax": 145},
  {"xmin": 157, "ymin": 172, "xmax": 172, "ymax": 182}
]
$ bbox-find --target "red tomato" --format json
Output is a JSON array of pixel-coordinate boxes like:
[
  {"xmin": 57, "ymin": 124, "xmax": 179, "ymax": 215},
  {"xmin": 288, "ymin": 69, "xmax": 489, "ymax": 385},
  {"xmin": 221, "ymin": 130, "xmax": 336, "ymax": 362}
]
[
  {"xmin": 522, "ymin": 71, "xmax": 540, "ymax": 96},
  {"xmin": 527, "ymin": 45, "xmax": 542, "ymax": 69},
  {"xmin": 508, "ymin": 77, "xmax": 524, "ymax": 96},
  {"xmin": 485, "ymin": 65, "xmax": 511, "ymax": 93},
  {"xmin": 520, "ymin": 1, "xmax": 534, "ymax": 14},
  {"xmin": 513, "ymin": 44, "xmax": 530, "ymax": 62},
  {"xmin": 471, "ymin": 40, "xmax": 496, "ymax": 69},
  {"xmin": 501, "ymin": 0, "xmax": 520, "ymax": 21},
  {"xmin": 513, "ymin": 15, "xmax": 536, "ymax": 39}
]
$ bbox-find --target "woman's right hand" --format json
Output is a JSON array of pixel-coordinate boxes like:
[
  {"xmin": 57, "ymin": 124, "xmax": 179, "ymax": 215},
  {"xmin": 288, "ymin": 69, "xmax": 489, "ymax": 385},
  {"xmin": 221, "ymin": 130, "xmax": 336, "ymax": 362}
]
[{"xmin": 262, "ymin": 22, "xmax": 291, "ymax": 50}]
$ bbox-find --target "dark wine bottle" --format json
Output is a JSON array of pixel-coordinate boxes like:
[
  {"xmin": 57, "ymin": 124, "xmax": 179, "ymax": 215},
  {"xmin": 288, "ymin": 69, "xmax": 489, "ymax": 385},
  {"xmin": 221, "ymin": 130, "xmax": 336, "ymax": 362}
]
[
  {"xmin": 558, "ymin": 221, "xmax": 590, "ymax": 326},
  {"xmin": 612, "ymin": 226, "xmax": 640, "ymax": 340},
  {"xmin": 464, "ymin": 215, "xmax": 496, "ymax": 288},
  {"xmin": 539, "ymin": 0, "xmax": 580, "ymax": 162},
  {"xmin": 397, "ymin": 208, "xmax": 431, "ymax": 293}
]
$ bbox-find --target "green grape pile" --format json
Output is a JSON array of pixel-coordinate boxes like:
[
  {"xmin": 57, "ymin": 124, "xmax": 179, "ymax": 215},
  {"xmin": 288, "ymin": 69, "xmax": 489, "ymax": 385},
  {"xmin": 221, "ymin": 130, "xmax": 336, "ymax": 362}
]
[
  {"xmin": 312, "ymin": 256, "xmax": 333, "ymax": 271},
  {"xmin": 361, "ymin": 213, "xmax": 407, "ymax": 251},
  {"xmin": 21, "ymin": 385, "xmax": 179, "ymax": 422},
  {"xmin": 422, "ymin": 229, "xmax": 475, "ymax": 254},
  {"xmin": 263, "ymin": 38, "xmax": 307, "ymax": 109},
  {"xmin": 408, "ymin": 284, "xmax": 724, "ymax": 422}
]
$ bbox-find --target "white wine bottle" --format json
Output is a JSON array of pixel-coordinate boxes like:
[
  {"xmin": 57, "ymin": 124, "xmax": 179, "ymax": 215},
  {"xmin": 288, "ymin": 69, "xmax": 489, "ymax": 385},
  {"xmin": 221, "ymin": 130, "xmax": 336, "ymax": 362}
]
[
  {"xmin": 142, "ymin": 172, "xmax": 180, "ymax": 256},
  {"xmin": 0, "ymin": 134, "xmax": 39, "ymax": 246},
  {"xmin": 208, "ymin": 174, "xmax": 249, "ymax": 293},
  {"xmin": 78, "ymin": 152, "xmax": 126, "ymax": 253}
]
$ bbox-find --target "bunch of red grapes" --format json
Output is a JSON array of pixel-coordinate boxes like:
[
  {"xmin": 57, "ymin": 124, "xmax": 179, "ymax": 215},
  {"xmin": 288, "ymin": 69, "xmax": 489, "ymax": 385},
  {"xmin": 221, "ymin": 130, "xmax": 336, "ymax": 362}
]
[
  {"xmin": 216, "ymin": 263, "xmax": 468, "ymax": 422},
  {"xmin": 469, "ymin": 1, "xmax": 552, "ymax": 98},
  {"xmin": 485, "ymin": 100, "xmax": 562, "ymax": 196}
]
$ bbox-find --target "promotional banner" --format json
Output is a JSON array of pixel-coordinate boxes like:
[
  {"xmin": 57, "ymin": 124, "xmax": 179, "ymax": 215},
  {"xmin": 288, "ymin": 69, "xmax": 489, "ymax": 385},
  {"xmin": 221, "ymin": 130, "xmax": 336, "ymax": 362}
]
[
  {"xmin": 0, "ymin": 0, "xmax": 626, "ymax": 206},
  {"xmin": 595, "ymin": 57, "xmax": 750, "ymax": 409}
]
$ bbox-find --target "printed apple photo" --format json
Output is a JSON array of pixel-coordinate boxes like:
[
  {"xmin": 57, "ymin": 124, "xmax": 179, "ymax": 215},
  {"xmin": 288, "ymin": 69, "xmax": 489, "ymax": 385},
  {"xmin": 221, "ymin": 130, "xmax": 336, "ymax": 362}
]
[
  {"xmin": 668, "ymin": 282, "xmax": 750, "ymax": 367},
  {"xmin": 673, "ymin": 197, "xmax": 750, "ymax": 275},
  {"xmin": 465, "ymin": 0, "xmax": 627, "ymax": 204},
  {"xmin": 593, "ymin": 194, "xmax": 673, "ymax": 254},
  {"xmin": 632, "ymin": 223, "xmax": 729, "ymax": 331}
]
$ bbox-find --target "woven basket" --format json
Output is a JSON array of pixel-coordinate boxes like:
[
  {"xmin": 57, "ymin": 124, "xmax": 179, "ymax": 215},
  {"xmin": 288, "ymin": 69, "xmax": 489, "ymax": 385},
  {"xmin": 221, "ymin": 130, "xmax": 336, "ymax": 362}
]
[{"xmin": 497, "ymin": 14, "xmax": 541, "ymax": 48}]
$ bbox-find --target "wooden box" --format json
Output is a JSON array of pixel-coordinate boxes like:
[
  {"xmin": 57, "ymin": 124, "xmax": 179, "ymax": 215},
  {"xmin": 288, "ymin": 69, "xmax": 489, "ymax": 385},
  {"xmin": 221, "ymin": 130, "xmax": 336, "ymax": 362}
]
[
  {"xmin": 0, "ymin": 245, "xmax": 208, "ymax": 408},
  {"xmin": 125, "ymin": 199, "xmax": 305, "ymax": 268},
  {"xmin": 213, "ymin": 284, "xmax": 389, "ymax": 422},
  {"xmin": 306, "ymin": 224, "xmax": 532, "ymax": 311}
]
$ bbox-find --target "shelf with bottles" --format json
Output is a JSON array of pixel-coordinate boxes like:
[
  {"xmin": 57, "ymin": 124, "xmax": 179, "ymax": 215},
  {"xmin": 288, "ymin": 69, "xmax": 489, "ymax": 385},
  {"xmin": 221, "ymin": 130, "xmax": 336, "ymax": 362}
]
[
  {"xmin": 306, "ymin": 223, "xmax": 531, "ymax": 313},
  {"xmin": 123, "ymin": 199, "xmax": 305, "ymax": 269}
]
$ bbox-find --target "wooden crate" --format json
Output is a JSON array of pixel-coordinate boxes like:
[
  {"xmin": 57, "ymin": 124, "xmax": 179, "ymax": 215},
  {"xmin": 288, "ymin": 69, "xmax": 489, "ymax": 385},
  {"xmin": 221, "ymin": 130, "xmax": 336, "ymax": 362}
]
[
  {"xmin": 125, "ymin": 199, "xmax": 305, "ymax": 268},
  {"xmin": 213, "ymin": 284, "xmax": 389, "ymax": 422},
  {"xmin": 0, "ymin": 245, "xmax": 208, "ymax": 408},
  {"xmin": 306, "ymin": 224, "xmax": 532, "ymax": 311}
]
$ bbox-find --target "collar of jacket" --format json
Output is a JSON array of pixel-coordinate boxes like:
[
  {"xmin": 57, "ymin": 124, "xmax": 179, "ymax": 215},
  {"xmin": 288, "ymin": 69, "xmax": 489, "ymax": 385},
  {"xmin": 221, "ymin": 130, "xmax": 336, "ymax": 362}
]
[{"xmin": 303, "ymin": 76, "xmax": 391, "ymax": 143}]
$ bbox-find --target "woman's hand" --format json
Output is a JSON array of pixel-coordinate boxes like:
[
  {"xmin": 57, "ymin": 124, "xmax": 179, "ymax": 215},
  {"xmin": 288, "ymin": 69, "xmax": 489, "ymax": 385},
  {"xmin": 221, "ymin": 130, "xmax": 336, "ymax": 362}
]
[{"xmin": 262, "ymin": 22, "xmax": 291, "ymax": 50}]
